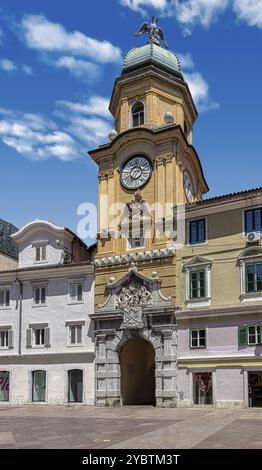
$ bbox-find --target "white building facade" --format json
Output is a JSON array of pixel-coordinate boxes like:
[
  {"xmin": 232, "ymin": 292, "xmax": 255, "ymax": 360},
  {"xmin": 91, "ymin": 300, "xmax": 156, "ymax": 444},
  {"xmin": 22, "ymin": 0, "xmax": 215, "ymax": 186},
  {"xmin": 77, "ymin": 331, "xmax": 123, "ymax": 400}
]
[{"xmin": 0, "ymin": 220, "xmax": 95, "ymax": 405}]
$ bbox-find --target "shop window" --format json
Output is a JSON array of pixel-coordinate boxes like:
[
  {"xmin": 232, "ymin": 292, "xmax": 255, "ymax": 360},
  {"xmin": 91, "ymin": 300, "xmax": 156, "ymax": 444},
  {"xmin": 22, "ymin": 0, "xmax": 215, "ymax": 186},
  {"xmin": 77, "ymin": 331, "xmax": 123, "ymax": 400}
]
[
  {"xmin": 0, "ymin": 371, "xmax": 9, "ymax": 402},
  {"xmin": 68, "ymin": 369, "xmax": 83, "ymax": 403},
  {"xmin": 193, "ymin": 372, "xmax": 213, "ymax": 405},
  {"xmin": 32, "ymin": 370, "xmax": 46, "ymax": 402}
]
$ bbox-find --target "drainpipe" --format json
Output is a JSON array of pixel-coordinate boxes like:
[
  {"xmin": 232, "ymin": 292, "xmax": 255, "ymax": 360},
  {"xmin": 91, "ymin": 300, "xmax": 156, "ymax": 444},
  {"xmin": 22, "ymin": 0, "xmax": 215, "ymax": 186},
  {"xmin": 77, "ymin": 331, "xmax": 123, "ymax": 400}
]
[{"xmin": 14, "ymin": 273, "xmax": 23, "ymax": 355}]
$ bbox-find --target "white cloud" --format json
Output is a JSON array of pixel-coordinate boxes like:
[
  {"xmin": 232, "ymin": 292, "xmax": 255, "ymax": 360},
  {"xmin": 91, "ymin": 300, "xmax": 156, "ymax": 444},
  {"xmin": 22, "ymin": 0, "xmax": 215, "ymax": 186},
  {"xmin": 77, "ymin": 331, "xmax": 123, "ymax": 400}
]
[
  {"xmin": 0, "ymin": 58, "xmax": 17, "ymax": 72},
  {"xmin": 54, "ymin": 56, "xmax": 99, "ymax": 79},
  {"xmin": 57, "ymin": 95, "xmax": 113, "ymax": 147},
  {"xmin": 119, "ymin": 0, "xmax": 168, "ymax": 14},
  {"xmin": 21, "ymin": 64, "xmax": 33, "ymax": 75},
  {"xmin": 173, "ymin": 0, "xmax": 228, "ymax": 34},
  {"xmin": 0, "ymin": 94, "xmax": 114, "ymax": 160},
  {"xmin": 176, "ymin": 51, "xmax": 219, "ymax": 113},
  {"xmin": 0, "ymin": 109, "xmax": 80, "ymax": 161},
  {"xmin": 178, "ymin": 52, "xmax": 194, "ymax": 69},
  {"xmin": 67, "ymin": 116, "xmax": 112, "ymax": 146},
  {"xmin": 57, "ymin": 96, "xmax": 111, "ymax": 118},
  {"xmin": 184, "ymin": 71, "xmax": 219, "ymax": 112},
  {"xmin": 0, "ymin": 58, "xmax": 33, "ymax": 75},
  {"xmin": 233, "ymin": 0, "xmax": 262, "ymax": 28},
  {"xmin": 21, "ymin": 14, "xmax": 122, "ymax": 64}
]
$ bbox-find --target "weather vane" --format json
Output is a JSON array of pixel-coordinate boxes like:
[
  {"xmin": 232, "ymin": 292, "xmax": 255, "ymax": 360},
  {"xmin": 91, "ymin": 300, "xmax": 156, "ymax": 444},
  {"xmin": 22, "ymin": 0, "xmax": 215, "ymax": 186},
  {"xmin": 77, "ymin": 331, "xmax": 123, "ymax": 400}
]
[{"xmin": 135, "ymin": 16, "xmax": 168, "ymax": 49}]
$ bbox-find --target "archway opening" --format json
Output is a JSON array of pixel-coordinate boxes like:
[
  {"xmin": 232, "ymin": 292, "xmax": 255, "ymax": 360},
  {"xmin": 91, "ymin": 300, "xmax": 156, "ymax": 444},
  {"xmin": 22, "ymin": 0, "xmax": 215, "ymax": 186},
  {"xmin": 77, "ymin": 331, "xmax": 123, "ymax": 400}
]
[{"xmin": 120, "ymin": 337, "xmax": 155, "ymax": 405}]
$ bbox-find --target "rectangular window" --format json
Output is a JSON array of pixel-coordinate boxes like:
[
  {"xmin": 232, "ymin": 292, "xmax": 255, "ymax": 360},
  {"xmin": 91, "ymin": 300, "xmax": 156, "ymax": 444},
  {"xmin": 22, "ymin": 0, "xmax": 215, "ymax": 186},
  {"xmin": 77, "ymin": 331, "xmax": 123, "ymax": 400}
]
[
  {"xmin": 190, "ymin": 329, "xmax": 206, "ymax": 348},
  {"xmin": 245, "ymin": 208, "xmax": 262, "ymax": 233},
  {"xmin": 248, "ymin": 325, "xmax": 261, "ymax": 345},
  {"xmin": 69, "ymin": 326, "xmax": 82, "ymax": 345},
  {"xmin": 33, "ymin": 328, "xmax": 45, "ymax": 346},
  {"xmin": 193, "ymin": 372, "xmax": 213, "ymax": 405},
  {"xmin": 190, "ymin": 270, "xmax": 206, "ymax": 299},
  {"xmin": 35, "ymin": 245, "xmax": 47, "ymax": 262},
  {"xmin": 0, "ymin": 289, "xmax": 10, "ymax": 308},
  {"xmin": 246, "ymin": 262, "xmax": 262, "ymax": 293},
  {"xmin": 189, "ymin": 219, "xmax": 206, "ymax": 245},
  {"xmin": 34, "ymin": 287, "xmax": 46, "ymax": 305},
  {"xmin": 0, "ymin": 330, "xmax": 9, "ymax": 348},
  {"xmin": 70, "ymin": 283, "xmax": 83, "ymax": 303}
]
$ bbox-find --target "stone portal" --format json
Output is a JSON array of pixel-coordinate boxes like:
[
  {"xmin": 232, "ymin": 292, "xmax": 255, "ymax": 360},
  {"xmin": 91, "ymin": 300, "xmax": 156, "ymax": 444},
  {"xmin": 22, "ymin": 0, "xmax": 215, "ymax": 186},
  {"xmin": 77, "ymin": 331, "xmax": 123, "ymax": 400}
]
[
  {"xmin": 91, "ymin": 264, "xmax": 178, "ymax": 407},
  {"xmin": 120, "ymin": 337, "xmax": 155, "ymax": 405}
]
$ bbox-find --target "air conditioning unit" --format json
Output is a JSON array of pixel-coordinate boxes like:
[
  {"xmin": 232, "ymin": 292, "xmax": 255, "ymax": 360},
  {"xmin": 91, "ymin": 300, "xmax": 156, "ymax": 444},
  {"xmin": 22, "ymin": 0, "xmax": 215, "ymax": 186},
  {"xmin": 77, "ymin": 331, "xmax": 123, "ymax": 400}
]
[{"xmin": 247, "ymin": 231, "xmax": 261, "ymax": 243}]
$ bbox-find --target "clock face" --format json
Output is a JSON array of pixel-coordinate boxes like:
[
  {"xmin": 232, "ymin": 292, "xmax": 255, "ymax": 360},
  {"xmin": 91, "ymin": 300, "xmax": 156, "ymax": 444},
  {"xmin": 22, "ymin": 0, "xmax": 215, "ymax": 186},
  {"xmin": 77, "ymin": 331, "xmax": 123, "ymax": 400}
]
[
  {"xmin": 184, "ymin": 172, "xmax": 193, "ymax": 203},
  {"xmin": 121, "ymin": 155, "xmax": 152, "ymax": 190}
]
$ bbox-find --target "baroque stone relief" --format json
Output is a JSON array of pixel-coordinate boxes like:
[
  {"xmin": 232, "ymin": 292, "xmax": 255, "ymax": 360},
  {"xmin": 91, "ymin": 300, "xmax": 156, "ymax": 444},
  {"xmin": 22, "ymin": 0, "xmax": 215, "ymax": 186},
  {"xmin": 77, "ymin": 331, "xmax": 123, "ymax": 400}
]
[
  {"xmin": 97, "ymin": 263, "xmax": 173, "ymax": 330},
  {"xmin": 115, "ymin": 281, "xmax": 152, "ymax": 329}
]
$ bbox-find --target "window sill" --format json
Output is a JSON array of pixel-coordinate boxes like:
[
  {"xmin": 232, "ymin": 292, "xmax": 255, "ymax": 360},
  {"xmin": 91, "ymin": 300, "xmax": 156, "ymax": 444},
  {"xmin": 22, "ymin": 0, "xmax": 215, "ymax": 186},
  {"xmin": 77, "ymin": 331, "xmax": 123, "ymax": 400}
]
[
  {"xmin": 190, "ymin": 347, "xmax": 207, "ymax": 350},
  {"xmin": 240, "ymin": 293, "xmax": 262, "ymax": 303},
  {"xmin": 68, "ymin": 301, "xmax": 84, "ymax": 305},
  {"xmin": 185, "ymin": 298, "xmax": 211, "ymax": 309},
  {"xmin": 188, "ymin": 241, "xmax": 208, "ymax": 247},
  {"xmin": 67, "ymin": 344, "xmax": 84, "ymax": 348},
  {"xmin": 0, "ymin": 307, "xmax": 11, "ymax": 310},
  {"xmin": 32, "ymin": 304, "xmax": 47, "ymax": 308}
]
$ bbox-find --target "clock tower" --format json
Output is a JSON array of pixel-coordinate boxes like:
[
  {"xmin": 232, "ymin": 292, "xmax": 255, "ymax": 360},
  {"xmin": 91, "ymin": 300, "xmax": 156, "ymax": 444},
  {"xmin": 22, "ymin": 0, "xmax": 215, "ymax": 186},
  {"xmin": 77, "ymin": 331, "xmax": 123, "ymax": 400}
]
[{"xmin": 89, "ymin": 21, "xmax": 209, "ymax": 407}]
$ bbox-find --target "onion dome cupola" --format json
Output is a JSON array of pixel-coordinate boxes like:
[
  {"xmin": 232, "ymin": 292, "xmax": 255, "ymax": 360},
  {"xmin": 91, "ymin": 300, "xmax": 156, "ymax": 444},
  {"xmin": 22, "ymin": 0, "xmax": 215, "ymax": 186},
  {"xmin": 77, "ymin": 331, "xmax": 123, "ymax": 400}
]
[{"xmin": 109, "ymin": 17, "xmax": 197, "ymax": 142}]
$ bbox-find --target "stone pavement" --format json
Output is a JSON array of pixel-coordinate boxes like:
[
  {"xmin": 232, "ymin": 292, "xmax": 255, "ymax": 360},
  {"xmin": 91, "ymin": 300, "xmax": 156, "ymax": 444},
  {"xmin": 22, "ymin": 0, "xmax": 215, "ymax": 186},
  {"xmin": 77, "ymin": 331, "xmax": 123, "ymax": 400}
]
[{"xmin": 0, "ymin": 405, "xmax": 261, "ymax": 449}]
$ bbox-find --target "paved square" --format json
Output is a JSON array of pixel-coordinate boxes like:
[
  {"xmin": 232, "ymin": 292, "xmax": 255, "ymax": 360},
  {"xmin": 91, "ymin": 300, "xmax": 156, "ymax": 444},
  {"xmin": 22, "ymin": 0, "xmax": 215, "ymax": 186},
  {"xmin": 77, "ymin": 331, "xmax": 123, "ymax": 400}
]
[{"xmin": 0, "ymin": 405, "xmax": 261, "ymax": 449}]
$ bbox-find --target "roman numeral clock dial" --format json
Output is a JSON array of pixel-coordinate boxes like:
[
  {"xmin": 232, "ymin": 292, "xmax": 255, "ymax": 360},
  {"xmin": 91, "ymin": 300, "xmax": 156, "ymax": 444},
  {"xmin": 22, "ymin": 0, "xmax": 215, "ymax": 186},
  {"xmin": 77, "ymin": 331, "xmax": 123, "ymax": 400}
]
[{"xmin": 120, "ymin": 155, "xmax": 152, "ymax": 190}]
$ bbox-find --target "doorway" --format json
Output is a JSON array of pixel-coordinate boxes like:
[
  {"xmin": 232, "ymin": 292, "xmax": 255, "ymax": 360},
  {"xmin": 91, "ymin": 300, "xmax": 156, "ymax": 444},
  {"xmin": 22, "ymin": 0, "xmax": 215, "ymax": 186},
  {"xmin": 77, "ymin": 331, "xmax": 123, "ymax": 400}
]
[
  {"xmin": 248, "ymin": 372, "xmax": 262, "ymax": 407},
  {"xmin": 120, "ymin": 337, "xmax": 155, "ymax": 405}
]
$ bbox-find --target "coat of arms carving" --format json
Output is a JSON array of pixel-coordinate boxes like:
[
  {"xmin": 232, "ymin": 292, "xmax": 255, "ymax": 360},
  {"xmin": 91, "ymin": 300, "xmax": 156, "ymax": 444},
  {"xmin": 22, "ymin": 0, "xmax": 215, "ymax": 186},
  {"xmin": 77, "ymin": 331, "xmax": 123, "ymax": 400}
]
[{"xmin": 115, "ymin": 281, "xmax": 152, "ymax": 329}]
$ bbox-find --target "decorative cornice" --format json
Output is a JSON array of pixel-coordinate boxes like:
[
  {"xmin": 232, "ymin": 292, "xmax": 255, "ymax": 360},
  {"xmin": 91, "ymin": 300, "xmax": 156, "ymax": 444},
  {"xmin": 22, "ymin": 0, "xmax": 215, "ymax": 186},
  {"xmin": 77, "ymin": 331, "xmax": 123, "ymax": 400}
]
[{"xmin": 93, "ymin": 247, "xmax": 175, "ymax": 267}]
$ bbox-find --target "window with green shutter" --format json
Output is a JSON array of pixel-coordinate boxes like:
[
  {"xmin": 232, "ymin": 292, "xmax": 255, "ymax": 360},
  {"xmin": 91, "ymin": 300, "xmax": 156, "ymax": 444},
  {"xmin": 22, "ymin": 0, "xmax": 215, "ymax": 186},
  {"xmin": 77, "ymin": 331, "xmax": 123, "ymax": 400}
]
[
  {"xmin": 246, "ymin": 262, "xmax": 262, "ymax": 293},
  {"xmin": 190, "ymin": 329, "xmax": 206, "ymax": 348},
  {"xmin": 190, "ymin": 270, "xmax": 206, "ymax": 299},
  {"xmin": 239, "ymin": 325, "xmax": 262, "ymax": 346},
  {"xmin": 238, "ymin": 326, "xmax": 247, "ymax": 346}
]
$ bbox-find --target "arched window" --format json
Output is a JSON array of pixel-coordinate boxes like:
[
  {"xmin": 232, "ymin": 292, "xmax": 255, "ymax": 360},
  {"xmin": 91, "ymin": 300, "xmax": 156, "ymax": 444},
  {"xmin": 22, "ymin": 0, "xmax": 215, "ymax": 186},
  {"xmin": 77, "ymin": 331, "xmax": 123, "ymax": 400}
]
[
  {"xmin": 68, "ymin": 369, "xmax": 83, "ymax": 403},
  {"xmin": 132, "ymin": 102, "xmax": 144, "ymax": 127},
  {"xmin": 32, "ymin": 370, "xmax": 46, "ymax": 402}
]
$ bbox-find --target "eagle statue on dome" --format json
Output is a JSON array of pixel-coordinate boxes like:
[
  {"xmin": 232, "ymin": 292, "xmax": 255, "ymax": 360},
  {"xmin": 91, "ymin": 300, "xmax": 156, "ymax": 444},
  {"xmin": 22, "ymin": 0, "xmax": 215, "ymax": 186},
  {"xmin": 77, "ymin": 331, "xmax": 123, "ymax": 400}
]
[{"xmin": 135, "ymin": 16, "xmax": 168, "ymax": 49}]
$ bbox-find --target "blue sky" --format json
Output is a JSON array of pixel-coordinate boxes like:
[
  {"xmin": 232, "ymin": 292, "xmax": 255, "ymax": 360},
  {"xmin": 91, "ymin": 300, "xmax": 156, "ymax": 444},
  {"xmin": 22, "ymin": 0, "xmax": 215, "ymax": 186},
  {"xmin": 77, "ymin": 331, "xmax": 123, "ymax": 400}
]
[{"xmin": 0, "ymin": 0, "xmax": 262, "ymax": 243}]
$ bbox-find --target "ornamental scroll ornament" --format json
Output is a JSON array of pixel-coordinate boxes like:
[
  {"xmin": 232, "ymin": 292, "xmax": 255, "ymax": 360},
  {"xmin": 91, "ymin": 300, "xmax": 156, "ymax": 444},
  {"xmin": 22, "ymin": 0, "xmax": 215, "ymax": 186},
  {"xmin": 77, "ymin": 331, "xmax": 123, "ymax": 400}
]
[{"xmin": 115, "ymin": 282, "xmax": 152, "ymax": 329}]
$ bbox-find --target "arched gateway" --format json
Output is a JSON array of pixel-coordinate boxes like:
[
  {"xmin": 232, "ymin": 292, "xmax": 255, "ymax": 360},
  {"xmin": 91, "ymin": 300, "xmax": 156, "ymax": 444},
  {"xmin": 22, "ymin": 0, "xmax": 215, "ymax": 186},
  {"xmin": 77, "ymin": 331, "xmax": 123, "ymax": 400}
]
[
  {"xmin": 91, "ymin": 264, "xmax": 177, "ymax": 407},
  {"xmin": 120, "ymin": 337, "xmax": 155, "ymax": 405}
]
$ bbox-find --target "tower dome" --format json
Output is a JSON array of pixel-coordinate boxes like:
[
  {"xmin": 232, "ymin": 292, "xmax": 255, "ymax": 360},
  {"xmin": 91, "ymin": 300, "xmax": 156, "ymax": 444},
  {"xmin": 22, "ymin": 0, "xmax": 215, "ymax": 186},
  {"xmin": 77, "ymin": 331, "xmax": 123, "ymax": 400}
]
[{"xmin": 123, "ymin": 43, "xmax": 182, "ymax": 79}]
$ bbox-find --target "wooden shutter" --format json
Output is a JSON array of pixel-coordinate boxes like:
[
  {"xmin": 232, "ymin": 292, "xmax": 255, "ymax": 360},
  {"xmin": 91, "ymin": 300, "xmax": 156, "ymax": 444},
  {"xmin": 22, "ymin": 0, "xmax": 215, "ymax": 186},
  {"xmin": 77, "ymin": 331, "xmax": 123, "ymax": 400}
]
[
  {"xmin": 41, "ymin": 287, "xmax": 46, "ymax": 304},
  {"xmin": 5, "ymin": 290, "xmax": 10, "ymax": 307},
  {"xmin": 8, "ymin": 330, "xmax": 13, "ymax": 349},
  {"xmin": 26, "ymin": 328, "xmax": 32, "ymax": 348},
  {"xmin": 0, "ymin": 291, "xmax": 4, "ymax": 307},
  {"xmin": 238, "ymin": 326, "xmax": 247, "ymax": 346},
  {"xmin": 44, "ymin": 327, "xmax": 50, "ymax": 347},
  {"xmin": 77, "ymin": 284, "xmax": 83, "ymax": 302}
]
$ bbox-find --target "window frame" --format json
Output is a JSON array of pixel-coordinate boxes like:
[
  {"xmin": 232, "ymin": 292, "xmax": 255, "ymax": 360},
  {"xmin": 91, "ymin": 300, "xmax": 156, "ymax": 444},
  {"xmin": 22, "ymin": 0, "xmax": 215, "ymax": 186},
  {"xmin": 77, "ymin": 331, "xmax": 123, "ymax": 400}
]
[
  {"xmin": 244, "ymin": 207, "xmax": 262, "ymax": 234},
  {"xmin": 33, "ymin": 286, "xmax": 47, "ymax": 306},
  {"xmin": 245, "ymin": 261, "xmax": 262, "ymax": 293},
  {"xmin": 190, "ymin": 328, "xmax": 207, "ymax": 349},
  {"xmin": 131, "ymin": 101, "xmax": 145, "ymax": 128},
  {"xmin": 188, "ymin": 217, "xmax": 207, "ymax": 246},
  {"xmin": 0, "ymin": 287, "xmax": 11, "ymax": 309},
  {"xmin": 69, "ymin": 325, "xmax": 83, "ymax": 346},
  {"xmin": 189, "ymin": 269, "xmax": 206, "ymax": 300},
  {"xmin": 31, "ymin": 370, "xmax": 47, "ymax": 403},
  {"xmin": 239, "ymin": 324, "xmax": 262, "ymax": 346},
  {"xmin": 69, "ymin": 282, "xmax": 84, "ymax": 304},
  {"xmin": 0, "ymin": 328, "xmax": 13, "ymax": 349}
]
